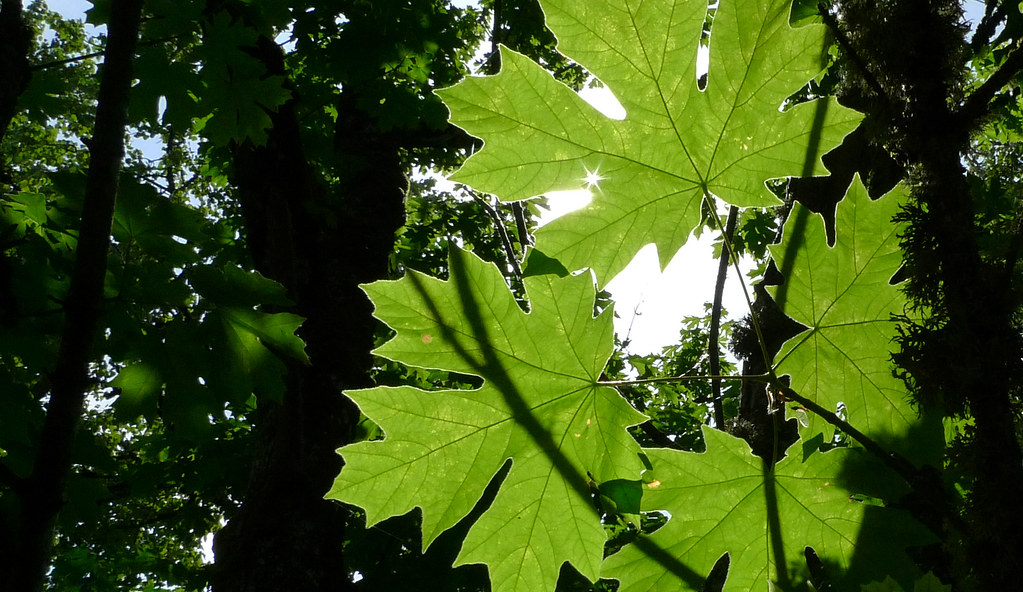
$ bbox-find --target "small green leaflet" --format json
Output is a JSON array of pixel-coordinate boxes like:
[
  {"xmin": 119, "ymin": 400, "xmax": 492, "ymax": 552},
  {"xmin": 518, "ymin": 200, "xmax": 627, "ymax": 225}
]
[
  {"xmin": 603, "ymin": 428, "xmax": 927, "ymax": 591},
  {"xmin": 328, "ymin": 248, "xmax": 646, "ymax": 592},
  {"xmin": 769, "ymin": 177, "xmax": 941, "ymax": 464},
  {"xmin": 110, "ymin": 307, "xmax": 307, "ymax": 422},
  {"xmin": 109, "ymin": 362, "xmax": 163, "ymax": 419},
  {"xmin": 438, "ymin": 0, "xmax": 861, "ymax": 285},
  {"xmin": 862, "ymin": 572, "xmax": 952, "ymax": 592},
  {"xmin": 197, "ymin": 14, "xmax": 290, "ymax": 145}
]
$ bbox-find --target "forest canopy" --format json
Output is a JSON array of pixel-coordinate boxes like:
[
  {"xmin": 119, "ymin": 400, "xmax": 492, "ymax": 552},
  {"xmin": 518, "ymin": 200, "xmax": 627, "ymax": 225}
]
[{"xmin": 0, "ymin": 1, "xmax": 1021, "ymax": 591}]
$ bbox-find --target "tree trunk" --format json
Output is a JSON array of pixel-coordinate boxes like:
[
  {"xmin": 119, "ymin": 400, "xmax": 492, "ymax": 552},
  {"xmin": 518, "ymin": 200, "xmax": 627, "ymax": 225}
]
[
  {"xmin": 0, "ymin": 0, "xmax": 31, "ymax": 146},
  {"xmin": 210, "ymin": 36, "xmax": 406, "ymax": 592},
  {"xmin": 0, "ymin": 1, "xmax": 142, "ymax": 589},
  {"xmin": 836, "ymin": 1, "xmax": 1023, "ymax": 585}
]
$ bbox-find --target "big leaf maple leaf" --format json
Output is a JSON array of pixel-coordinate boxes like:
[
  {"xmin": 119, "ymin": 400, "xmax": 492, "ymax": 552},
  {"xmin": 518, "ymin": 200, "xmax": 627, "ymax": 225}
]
[
  {"xmin": 437, "ymin": 0, "xmax": 861, "ymax": 284},
  {"xmin": 327, "ymin": 248, "xmax": 646, "ymax": 592},
  {"xmin": 770, "ymin": 177, "xmax": 943, "ymax": 465},
  {"xmin": 603, "ymin": 428, "xmax": 929, "ymax": 591}
]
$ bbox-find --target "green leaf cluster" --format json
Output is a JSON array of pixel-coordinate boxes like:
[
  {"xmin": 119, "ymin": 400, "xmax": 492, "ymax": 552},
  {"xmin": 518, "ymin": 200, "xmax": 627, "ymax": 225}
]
[{"xmin": 330, "ymin": 0, "xmax": 948, "ymax": 590}]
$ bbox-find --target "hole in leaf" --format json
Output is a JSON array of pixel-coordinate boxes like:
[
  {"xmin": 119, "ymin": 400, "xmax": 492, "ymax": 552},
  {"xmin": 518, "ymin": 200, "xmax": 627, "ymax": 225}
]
[{"xmin": 697, "ymin": 0, "xmax": 719, "ymax": 91}]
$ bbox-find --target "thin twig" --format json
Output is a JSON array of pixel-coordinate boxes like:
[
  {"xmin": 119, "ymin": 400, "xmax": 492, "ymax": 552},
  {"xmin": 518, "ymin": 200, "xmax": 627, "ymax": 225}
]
[
  {"xmin": 31, "ymin": 35, "xmax": 184, "ymax": 71},
  {"xmin": 463, "ymin": 187, "xmax": 523, "ymax": 280},
  {"xmin": 599, "ymin": 373, "xmax": 770, "ymax": 387},
  {"xmin": 31, "ymin": 49, "xmax": 104, "ymax": 71},
  {"xmin": 621, "ymin": 298, "xmax": 643, "ymax": 346}
]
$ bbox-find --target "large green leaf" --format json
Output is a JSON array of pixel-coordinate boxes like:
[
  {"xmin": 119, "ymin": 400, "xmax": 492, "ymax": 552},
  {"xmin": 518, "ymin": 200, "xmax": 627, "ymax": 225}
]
[
  {"xmin": 604, "ymin": 428, "xmax": 927, "ymax": 591},
  {"xmin": 769, "ymin": 177, "xmax": 941, "ymax": 464},
  {"xmin": 438, "ymin": 0, "xmax": 861, "ymax": 284},
  {"xmin": 327, "ymin": 248, "xmax": 646, "ymax": 592}
]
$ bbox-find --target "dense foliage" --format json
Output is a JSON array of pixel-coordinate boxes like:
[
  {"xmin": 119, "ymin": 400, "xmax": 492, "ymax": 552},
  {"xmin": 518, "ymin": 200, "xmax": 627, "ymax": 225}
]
[{"xmin": 0, "ymin": 0, "xmax": 1021, "ymax": 591}]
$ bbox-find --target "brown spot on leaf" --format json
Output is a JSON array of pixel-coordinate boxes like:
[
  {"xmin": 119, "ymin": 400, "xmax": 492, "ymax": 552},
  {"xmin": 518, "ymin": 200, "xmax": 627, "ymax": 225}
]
[{"xmin": 421, "ymin": 334, "xmax": 432, "ymax": 344}]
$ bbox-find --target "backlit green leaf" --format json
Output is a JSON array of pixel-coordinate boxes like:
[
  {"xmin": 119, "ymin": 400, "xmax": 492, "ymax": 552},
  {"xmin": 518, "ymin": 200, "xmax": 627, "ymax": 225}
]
[
  {"xmin": 328, "ymin": 247, "xmax": 646, "ymax": 592},
  {"xmin": 110, "ymin": 363, "xmax": 163, "ymax": 419},
  {"xmin": 770, "ymin": 177, "xmax": 941, "ymax": 464},
  {"xmin": 438, "ymin": 0, "xmax": 861, "ymax": 284},
  {"xmin": 604, "ymin": 428, "xmax": 927, "ymax": 591}
]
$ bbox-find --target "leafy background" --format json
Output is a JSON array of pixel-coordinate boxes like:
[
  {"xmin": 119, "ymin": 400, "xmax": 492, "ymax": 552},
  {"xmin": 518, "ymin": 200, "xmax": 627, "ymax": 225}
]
[{"xmin": 1, "ymin": 0, "xmax": 1021, "ymax": 591}]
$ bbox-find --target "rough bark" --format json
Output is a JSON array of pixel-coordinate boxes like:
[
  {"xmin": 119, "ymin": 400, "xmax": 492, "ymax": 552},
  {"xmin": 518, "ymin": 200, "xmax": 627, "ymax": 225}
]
[
  {"xmin": 0, "ymin": 1, "xmax": 142, "ymax": 589},
  {"xmin": 209, "ymin": 34, "xmax": 406, "ymax": 592},
  {"xmin": 837, "ymin": 1, "xmax": 1023, "ymax": 586},
  {"xmin": 906, "ymin": 102, "xmax": 1023, "ymax": 591}
]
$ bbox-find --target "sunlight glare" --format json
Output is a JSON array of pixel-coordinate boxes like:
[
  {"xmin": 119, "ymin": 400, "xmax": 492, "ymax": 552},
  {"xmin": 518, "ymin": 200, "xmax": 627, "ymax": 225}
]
[{"xmin": 582, "ymin": 166, "xmax": 603, "ymax": 190}]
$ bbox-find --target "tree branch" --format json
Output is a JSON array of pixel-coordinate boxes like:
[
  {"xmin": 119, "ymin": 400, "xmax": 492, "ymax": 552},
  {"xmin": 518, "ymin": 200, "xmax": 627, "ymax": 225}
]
[
  {"xmin": 486, "ymin": 0, "xmax": 502, "ymax": 75},
  {"xmin": 778, "ymin": 387, "xmax": 920, "ymax": 482},
  {"xmin": 383, "ymin": 122, "xmax": 481, "ymax": 152},
  {"xmin": 958, "ymin": 39, "xmax": 1023, "ymax": 126},
  {"xmin": 971, "ymin": 0, "xmax": 1005, "ymax": 50},
  {"xmin": 817, "ymin": 2, "xmax": 891, "ymax": 106},
  {"xmin": 30, "ymin": 49, "xmax": 104, "ymax": 71},
  {"xmin": 30, "ymin": 35, "xmax": 185, "ymax": 71},
  {"xmin": 637, "ymin": 421, "xmax": 683, "ymax": 450},
  {"xmin": 709, "ymin": 206, "xmax": 739, "ymax": 427},
  {"xmin": 511, "ymin": 201, "xmax": 531, "ymax": 255},
  {"xmin": 464, "ymin": 187, "xmax": 523, "ymax": 280}
]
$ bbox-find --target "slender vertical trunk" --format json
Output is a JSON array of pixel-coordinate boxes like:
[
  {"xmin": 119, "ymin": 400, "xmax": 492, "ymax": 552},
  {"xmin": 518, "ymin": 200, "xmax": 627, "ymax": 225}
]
[
  {"xmin": 709, "ymin": 206, "xmax": 738, "ymax": 428},
  {"xmin": 0, "ymin": 2, "xmax": 142, "ymax": 589},
  {"xmin": 0, "ymin": 0, "xmax": 31, "ymax": 146}
]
